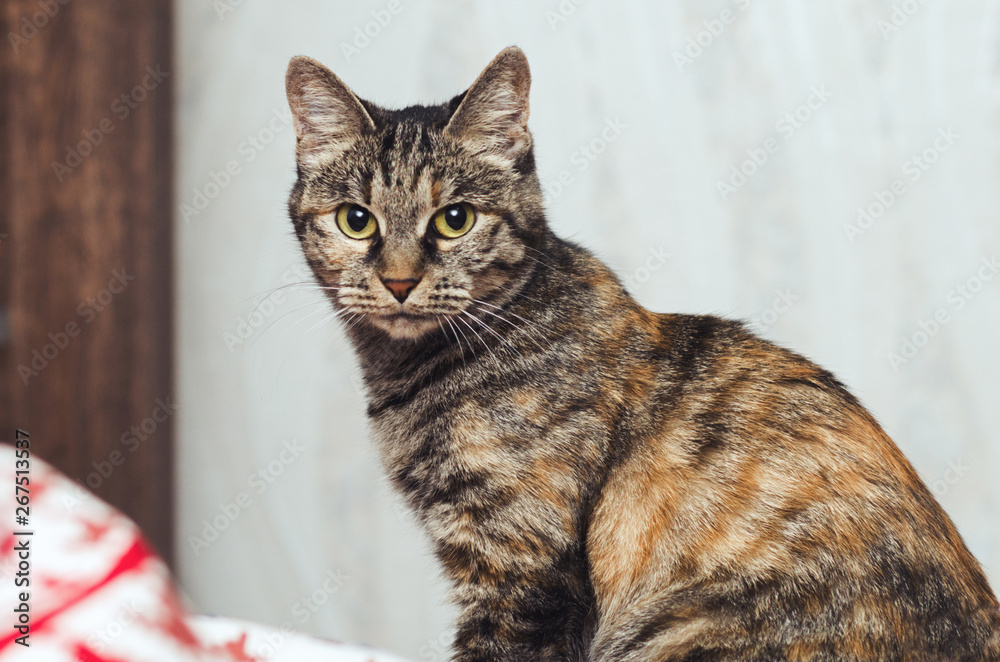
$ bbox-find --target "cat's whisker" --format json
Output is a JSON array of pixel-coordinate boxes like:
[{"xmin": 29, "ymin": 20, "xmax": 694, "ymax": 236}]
[
  {"xmin": 341, "ymin": 312, "xmax": 366, "ymax": 334},
  {"xmin": 241, "ymin": 280, "xmax": 340, "ymax": 306},
  {"xmin": 471, "ymin": 299, "xmax": 554, "ymax": 353},
  {"xmin": 518, "ymin": 253, "xmax": 560, "ymax": 277},
  {"xmin": 456, "ymin": 313, "xmax": 504, "ymax": 372},
  {"xmin": 519, "ymin": 247, "xmax": 566, "ymax": 278},
  {"xmin": 448, "ymin": 315, "xmax": 476, "ymax": 363},
  {"xmin": 449, "ymin": 318, "xmax": 468, "ymax": 367},
  {"xmin": 337, "ymin": 314, "xmax": 368, "ymax": 339},
  {"xmin": 457, "ymin": 313, "xmax": 519, "ymax": 390},
  {"xmin": 460, "ymin": 309, "xmax": 522, "ymax": 360},
  {"xmin": 300, "ymin": 308, "xmax": 353, "ymax": 340},
  {"xmin": 267, "ymin": 303, "xmax": 339, "ymax": 347},
  {"xmin": 435, "ymin": 315, "xmax": 451, "ymax": 353},
  {"xmin": 437, "ymin": 316, "xmax": 467, "ymax": 369},
  {"xmin": 267, "ymin": 308, "xmax": 355, "ymax": 398},
  {"xmin": 472, "ymin": 306, "xmax": 549, "ymax": 354},
  {"xmin": 247, "ymin": 298, "xmax": 335, "ymax": 349},
  {"xmin": 237, "ymin": 281, "xmax": 340, "ymax": 334},
  {"xmin": 463, "ymin": 303, "xmax": 539, "ymax": 354}
]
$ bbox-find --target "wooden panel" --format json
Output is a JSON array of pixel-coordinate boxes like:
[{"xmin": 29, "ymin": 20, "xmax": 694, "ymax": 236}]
[{"xmin": 1, "ymin": 0, "xmax": 174, "ymax": 563}]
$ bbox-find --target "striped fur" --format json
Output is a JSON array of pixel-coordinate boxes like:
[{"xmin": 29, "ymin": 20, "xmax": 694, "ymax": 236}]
[{"xmin": 285, "ymin": 48, "xmax": 1000, "ymax": 661}]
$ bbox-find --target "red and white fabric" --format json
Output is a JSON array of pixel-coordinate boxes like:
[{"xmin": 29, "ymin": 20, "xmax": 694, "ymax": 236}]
[{"xmin": 0, "ymin": 444, "xmax": 409, "ymax": 661}]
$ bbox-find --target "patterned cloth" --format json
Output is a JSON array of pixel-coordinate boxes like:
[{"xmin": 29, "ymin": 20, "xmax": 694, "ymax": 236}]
[{"xmin": 0, "ymin": 444, "xmax": 408, "ymax": 661}]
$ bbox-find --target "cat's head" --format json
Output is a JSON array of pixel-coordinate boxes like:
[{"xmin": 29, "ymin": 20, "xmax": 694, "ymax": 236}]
[{"xmin": 285, "ymin": 47, "xmax": 547, "ymax": 341}]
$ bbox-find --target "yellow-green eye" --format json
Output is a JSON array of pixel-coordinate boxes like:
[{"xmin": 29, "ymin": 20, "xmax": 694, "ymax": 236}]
[
  {"xmin": 433, "ymin": 203, "xmax": 476, "ymax": 239},
  {"xmin": 336, "ymin": 203, "xmax": 377, "ymax": 239}
]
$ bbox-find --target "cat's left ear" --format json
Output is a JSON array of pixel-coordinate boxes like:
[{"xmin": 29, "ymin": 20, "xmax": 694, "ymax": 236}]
[
  {"xmin": 444, "ymin": 46, "xmax": 531, "ymax": 163},
  {"xmin": 285, "ymin": 56, "xmax": 376, "ymax": 168}
]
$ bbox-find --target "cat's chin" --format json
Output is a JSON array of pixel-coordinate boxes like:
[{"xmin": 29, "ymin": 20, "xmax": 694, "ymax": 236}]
[{"xmin": 367, "ymin": 313, "xmax": 440, "ymax": 341}]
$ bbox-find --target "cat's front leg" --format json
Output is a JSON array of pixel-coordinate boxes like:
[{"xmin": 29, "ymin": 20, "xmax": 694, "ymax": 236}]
[
  {"xmin": 423, "ymin": 494, "xmax": 595, "ymax": 661},
  {"xmin": 446, "ymin": 568, "xmax": 594, "ymax": 662}
]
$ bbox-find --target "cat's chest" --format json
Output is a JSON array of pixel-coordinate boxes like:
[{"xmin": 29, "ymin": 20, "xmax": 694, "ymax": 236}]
[
  {"xmin": 369, "ymin": 378, "xmax": 602, "ymax": 558},
  {"xmin": 368, "ymin": 381, "xmax": 556, "ymax": 480}
]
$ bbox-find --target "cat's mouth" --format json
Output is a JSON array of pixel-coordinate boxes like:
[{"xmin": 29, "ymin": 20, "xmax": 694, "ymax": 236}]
[{"xmin": 366, "ymin": 310, "xmax": 441, "ymax": 340}]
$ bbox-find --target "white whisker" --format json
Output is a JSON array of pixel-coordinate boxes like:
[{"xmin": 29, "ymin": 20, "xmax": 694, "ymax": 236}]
[
  {"xmin": 460, "ymin": 310, "xmax": 521, "ymax": 361},
  {"xmin": 456, "ymin": 313, "xmax": 504, "ymax": 372},
  {"xmin": 471, "ymin": 300, "xmax": 551, "ymax": 354},
  {"xmin": 438, "ymin": 316, "xmax": 467, "ymax": 368},
  {"xmin": 240, "ymin": 280, "xmax": 339, "ymax": 306},
  {"xmin": 301, "ymin": 308, "xmax": 351, "ymax": 340},
  {"xmin": 449, "ymin": 316, "xmax": 476, "ymax": 362},
  {"xmin": 248, "ymin": 298, "xmax": 332, "ymax": 348}
]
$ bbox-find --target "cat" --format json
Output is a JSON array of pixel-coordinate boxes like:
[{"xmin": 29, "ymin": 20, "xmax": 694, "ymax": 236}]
[{"xmin": 284, "ymin": 47, "xmax": 1000, "ymax": 661}]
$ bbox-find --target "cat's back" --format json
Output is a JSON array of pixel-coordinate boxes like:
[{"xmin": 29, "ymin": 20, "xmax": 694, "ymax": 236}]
[{"xmin": 588, "ymin": 312, "xmax": 1000, "ymax": 661}]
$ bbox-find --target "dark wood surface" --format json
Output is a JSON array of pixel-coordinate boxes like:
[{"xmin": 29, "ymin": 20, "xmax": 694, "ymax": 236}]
[{"xmin": 1, "ymin": 1, "xmax": 174, "ymax": 564}]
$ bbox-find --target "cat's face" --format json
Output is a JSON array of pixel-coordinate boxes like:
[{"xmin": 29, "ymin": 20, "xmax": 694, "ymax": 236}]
[{"xmin": 286, "ymin": 48, "xmax": 546, "ymax": 340}]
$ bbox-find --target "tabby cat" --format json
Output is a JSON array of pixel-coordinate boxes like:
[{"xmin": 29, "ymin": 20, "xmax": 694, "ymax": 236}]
[{"xmin": 284, "ymin": 47, "xmax": 1000, "ymax": 661}]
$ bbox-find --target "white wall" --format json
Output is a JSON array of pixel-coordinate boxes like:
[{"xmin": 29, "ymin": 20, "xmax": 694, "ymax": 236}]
[{"xmin": 176, "ymin": 1, "xmax": 1000, "ymax": 659}]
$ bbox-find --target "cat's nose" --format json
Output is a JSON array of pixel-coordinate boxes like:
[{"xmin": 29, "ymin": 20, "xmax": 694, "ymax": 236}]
[{"xmin": 381, "ymin": 278, "xmax": 421, "ymax": 304}]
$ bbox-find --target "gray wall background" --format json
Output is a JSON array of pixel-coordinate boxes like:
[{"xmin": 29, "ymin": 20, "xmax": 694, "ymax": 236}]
[{"xmin": 176, "ymin": 1, "xmax": 1000, "ymax": 659}]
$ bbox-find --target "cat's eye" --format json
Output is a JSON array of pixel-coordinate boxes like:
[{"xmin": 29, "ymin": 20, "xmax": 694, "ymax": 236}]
[
  {"xmin": 433, "ymin": 203, "xmax": 476, "ymax": 239},
  {"xmin": 336, "ymin": 203, "xmax": 377, "ymax": 239}
]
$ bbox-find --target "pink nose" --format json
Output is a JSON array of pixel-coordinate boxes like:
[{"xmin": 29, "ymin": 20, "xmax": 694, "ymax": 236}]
[{"xmin": 381, "ymin": 278, "xmax": 420, "ymax": 303}]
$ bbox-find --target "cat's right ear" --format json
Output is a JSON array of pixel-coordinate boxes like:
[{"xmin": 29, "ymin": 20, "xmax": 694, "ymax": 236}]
[
  {"xmin": 285, "ymin": 56, "xmax": 375, "ymax": 169},
  {"xmin": 444, "ymin": 47, "xmax": 531, "ymax": 165}
]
